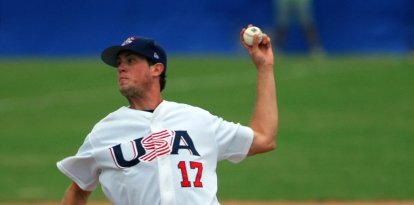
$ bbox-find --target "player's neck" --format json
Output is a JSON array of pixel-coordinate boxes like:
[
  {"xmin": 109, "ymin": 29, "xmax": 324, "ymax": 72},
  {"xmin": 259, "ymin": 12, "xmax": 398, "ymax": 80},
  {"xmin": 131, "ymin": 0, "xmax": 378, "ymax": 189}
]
[{"xmin": 127, "ymin": 93, "xmax": 163, "ymax": 111}]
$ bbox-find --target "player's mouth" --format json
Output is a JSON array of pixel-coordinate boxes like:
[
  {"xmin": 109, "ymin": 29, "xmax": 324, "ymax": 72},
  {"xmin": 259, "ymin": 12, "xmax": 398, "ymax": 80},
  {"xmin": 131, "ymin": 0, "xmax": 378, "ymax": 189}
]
[{"xmin": 118, "ymin": 77, "xmax": 129, "ymax": 84}]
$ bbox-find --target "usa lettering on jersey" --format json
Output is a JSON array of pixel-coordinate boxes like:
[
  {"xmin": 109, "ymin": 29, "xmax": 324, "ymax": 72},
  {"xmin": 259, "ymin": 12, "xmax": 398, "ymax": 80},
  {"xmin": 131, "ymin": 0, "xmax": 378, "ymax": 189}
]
[{"xmin": 109, "ymin": 130, "xmax": 200, "ymax": 169}]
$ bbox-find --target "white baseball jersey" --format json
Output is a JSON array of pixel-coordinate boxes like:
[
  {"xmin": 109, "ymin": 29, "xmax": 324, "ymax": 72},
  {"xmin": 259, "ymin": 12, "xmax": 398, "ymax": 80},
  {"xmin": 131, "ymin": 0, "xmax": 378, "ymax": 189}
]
[{"xmin": 57, "ymin": 100, "xmax": 253, "ymax": 205}]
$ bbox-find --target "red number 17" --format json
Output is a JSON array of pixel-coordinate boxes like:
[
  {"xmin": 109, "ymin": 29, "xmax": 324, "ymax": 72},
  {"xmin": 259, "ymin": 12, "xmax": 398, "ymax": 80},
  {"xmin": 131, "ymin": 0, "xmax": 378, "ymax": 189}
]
[{"xmin": 177, "ymin": 161, "xmax": 203, "ymax": 188}]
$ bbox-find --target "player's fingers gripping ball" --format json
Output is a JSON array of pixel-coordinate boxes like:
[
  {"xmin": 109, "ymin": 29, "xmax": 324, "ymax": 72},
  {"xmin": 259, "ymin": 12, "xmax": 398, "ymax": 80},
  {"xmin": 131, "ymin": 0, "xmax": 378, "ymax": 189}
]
[{"xmin": 243, "ymin": 26, "xmax": 263, "ymax": 46}]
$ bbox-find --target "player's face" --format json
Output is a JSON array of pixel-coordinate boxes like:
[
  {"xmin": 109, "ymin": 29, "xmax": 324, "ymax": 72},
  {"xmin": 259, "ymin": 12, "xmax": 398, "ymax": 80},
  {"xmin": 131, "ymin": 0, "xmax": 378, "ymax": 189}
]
[{"xmin": 116, "ymin": 51, "xmax": 153, "ymax": 98}]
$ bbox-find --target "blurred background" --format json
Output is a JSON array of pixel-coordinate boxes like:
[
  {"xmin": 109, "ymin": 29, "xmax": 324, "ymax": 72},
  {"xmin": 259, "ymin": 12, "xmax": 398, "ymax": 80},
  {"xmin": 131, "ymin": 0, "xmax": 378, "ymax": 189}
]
[
  {"xmin": 1, "ymin": 0, "xmax": 413, "ymax": 56},
  {"xmin": 1, "ymin": 0, "xmax": 413, "ymax": 203}
]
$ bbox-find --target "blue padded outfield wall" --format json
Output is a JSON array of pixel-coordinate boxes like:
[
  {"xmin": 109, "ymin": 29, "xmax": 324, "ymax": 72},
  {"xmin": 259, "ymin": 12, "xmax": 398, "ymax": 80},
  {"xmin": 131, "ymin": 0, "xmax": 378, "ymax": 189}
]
[{"xmin": 0, "ymin": 0, "xmax": 413, "ymax": 56}]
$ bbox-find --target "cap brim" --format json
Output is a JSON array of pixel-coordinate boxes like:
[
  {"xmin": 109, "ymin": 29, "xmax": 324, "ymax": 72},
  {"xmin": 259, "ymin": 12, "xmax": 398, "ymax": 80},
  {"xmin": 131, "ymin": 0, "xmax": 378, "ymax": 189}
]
[{"xmin": 101, "ymin": 46, "xmax": 130, "ymax": 67}]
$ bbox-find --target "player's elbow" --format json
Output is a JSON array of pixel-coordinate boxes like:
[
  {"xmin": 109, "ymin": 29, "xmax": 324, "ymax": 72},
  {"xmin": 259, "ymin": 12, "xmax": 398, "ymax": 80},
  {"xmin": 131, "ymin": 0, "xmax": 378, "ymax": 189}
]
[
  {"xmin": 270, "ymin": 139, "xmax": 277, "ymax": 151},
  {"xmin": 264, "ymin": 135, "xmax": 277, "ymax": 152},
  {"xmin": 258, "ymin": 129, "xmax": 278, "ymax": 152},
  {"xmin": 248, "ymin": 132, "xmax": 277, "ymax": 156}
]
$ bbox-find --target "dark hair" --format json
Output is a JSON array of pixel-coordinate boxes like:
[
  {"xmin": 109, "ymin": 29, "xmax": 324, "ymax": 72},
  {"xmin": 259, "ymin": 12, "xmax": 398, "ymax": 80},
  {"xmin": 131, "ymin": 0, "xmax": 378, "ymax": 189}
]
[{"xmin": 147, "ymin": 59, "xmax": 167, "ymax": 91}]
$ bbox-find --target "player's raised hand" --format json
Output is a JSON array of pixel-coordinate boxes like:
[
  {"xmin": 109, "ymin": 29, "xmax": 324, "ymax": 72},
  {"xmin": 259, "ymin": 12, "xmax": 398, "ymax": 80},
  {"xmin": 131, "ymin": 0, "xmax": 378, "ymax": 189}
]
[{"xmin": 240, "ymin": 25, "xmax": 274, "ymax": 70}]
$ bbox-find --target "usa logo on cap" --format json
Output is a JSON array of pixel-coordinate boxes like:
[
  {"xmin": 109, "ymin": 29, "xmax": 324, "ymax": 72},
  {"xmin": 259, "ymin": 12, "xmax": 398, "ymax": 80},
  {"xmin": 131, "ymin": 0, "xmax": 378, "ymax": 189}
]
[
  {"xmin": 121, "ymin": 37, "xmax": 136, "ymax": 46},
  {"xmin": 153, "ymin": 52, "xmax": 159, "ymax": 59}
]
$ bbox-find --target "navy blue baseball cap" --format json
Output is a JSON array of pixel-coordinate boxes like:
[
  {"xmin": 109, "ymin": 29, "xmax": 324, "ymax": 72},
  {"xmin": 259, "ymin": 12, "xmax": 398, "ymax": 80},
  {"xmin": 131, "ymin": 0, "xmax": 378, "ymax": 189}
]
[{"xmin": 101, "ymin": 36, "xmax": 167, "ymax": 71}]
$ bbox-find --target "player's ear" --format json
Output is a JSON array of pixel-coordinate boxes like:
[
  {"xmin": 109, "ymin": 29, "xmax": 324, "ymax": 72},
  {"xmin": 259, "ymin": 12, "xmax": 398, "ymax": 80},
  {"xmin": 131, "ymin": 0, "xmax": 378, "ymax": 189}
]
[{"xmin": 150, "ymin": 63, "xmax": 165, "ymax": 77}]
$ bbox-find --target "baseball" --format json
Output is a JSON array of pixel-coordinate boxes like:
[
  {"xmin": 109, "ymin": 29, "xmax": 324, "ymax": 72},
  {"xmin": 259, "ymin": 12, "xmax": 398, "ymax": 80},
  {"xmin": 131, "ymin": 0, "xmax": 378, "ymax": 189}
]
[{"xmin": 243, "ymin": 26, "xmax": 263, "ymax": 46}]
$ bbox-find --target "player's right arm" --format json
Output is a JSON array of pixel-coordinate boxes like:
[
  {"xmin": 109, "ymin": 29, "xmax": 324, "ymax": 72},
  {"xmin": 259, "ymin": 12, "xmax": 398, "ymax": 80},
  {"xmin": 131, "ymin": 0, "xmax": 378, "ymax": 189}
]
[
  {"xmin": 240, "ymin": 25, "xmax": 279, "ymax": 156},
  {"xmin": 61, "ymin": 182, "xmax": 91, "ymax": 205}
]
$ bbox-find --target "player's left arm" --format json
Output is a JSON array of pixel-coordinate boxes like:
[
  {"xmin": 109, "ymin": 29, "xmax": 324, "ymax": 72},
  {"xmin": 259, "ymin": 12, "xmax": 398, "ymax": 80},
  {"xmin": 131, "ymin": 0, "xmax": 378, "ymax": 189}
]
[
  {"xmin": 61, "ymin": 182, "xmax": 91, "ymax": 205},
  {"xmin": 240, "ymin": 26, "xmax": 279, "ymax": 156}
]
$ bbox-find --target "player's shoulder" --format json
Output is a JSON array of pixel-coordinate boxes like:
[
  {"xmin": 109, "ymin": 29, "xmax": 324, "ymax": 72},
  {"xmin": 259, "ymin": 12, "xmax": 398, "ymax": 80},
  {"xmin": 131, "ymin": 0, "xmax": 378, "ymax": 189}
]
[
  {"xmin": 99, "ymin": 106, "xmax": 131, "ymax": 121},
  {"xmin": 90, "ymin": 106, "xmax": 141, "ymax": 130},
  {"xmin": 161, "ymin": 100, "xmax": 199, "ymax": 110},
  {"xmin": 161, "ymin": 100, "xmax": 212, "ymax": 116}
]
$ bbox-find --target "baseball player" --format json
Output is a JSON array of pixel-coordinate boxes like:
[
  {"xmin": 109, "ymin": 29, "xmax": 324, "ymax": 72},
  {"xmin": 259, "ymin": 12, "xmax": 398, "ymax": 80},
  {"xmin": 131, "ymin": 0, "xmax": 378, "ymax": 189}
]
[{"xmin": 57, "ymin": 25, "xmax": 278, "ymax": 205}]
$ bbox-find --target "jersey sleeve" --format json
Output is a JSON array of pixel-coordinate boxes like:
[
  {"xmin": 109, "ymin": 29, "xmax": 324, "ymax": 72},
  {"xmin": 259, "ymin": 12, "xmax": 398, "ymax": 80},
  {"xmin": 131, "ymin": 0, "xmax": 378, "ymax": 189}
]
[
  {"xmin": 212, "ymin": 115, "xmax": 254, "ymax": 163},
  {"xmin": 57, "ymin": 135, "xmax": 100, "ymax": 191}
]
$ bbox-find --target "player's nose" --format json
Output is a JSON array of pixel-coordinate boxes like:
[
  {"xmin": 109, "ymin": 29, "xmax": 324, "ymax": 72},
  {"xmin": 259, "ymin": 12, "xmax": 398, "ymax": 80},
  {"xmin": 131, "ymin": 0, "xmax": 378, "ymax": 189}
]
[{"xmin": 117, "ymin": 63, "xmax": 127, "ymax": 72}]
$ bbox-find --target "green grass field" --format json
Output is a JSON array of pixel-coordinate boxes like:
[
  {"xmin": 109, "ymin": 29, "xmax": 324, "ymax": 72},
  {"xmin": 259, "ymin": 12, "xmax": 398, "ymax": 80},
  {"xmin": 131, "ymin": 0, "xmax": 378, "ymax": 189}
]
[{"xmin": 0, "ymin": 56, "xmax": 413, "ymax": 202}]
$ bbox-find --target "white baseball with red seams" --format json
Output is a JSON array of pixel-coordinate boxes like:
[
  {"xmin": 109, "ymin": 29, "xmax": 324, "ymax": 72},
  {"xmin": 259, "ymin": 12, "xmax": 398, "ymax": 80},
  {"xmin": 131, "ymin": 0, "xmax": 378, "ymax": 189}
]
[
  {"xmin": 243, "ymin": 26, "xmax": 263, "ymax": 46},
  {"xmin": 57, "ymin": 100, "xmax": 253, "ymax": 205}
]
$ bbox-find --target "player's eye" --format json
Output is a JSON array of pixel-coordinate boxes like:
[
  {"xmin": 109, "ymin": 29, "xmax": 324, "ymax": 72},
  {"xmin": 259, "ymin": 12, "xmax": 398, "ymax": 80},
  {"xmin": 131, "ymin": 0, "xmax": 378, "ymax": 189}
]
[{"xmin": 127, "ymin": 57, "xmax": 136, "ymax": 64}]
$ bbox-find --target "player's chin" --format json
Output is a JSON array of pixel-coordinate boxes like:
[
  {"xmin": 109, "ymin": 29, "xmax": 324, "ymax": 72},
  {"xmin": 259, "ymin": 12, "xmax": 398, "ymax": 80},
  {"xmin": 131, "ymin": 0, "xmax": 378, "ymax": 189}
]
[
  {"xmin": 119, "ymin": 86, "xmax": 140, "ymax": 98},
  {"xmin": 119, "ymin": 85, "xmax": 130, "ymax": 96}
]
